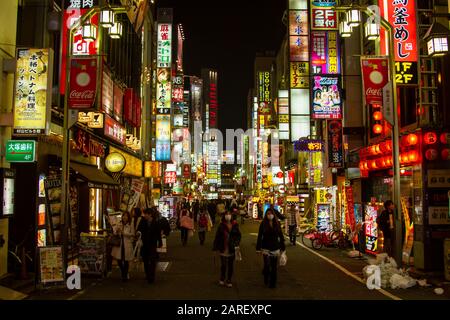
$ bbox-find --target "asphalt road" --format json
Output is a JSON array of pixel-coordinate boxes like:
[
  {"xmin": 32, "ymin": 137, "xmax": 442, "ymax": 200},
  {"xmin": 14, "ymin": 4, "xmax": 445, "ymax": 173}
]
[{"xmin": 26, "ymin": 219, "xmax": 450, "ymax": 301}]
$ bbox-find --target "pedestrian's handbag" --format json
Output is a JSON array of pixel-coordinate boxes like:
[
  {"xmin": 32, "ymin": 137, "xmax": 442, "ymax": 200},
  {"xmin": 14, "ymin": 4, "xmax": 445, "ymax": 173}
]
[
  {"xmin": 181, "ymin": 215, "xmax": 194, "ymax": 230},
  {"xmin": 108, "ymin": 234, "xmax": 121, "ymax": 247},
  {"xmin": 279, "ymin": 251, "xmax": 288, "ymax": 266},
  {"xmin": 235, "ymin": 247, "xmax": 242, "ymax": 262}
]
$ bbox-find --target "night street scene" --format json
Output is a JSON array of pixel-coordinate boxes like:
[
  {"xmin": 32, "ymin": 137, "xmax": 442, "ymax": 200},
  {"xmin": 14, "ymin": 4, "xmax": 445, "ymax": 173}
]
[{"xmin": 1, "ymin": 0, "xmax": 450, "ymax": 313}]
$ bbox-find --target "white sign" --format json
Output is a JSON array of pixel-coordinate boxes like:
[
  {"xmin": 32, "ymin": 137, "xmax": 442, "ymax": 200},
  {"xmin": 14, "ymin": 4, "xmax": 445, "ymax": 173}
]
[
  {"xmin": 429, "ymin": 207, "xmax": 450, "ymax": 225},
  {"xmin": 428, "ymin": 170, "xmax": 450, "ymax": 188},
  {"xmin": 157, "ymin": 23, "xmax": 172, "ymax": 68}
]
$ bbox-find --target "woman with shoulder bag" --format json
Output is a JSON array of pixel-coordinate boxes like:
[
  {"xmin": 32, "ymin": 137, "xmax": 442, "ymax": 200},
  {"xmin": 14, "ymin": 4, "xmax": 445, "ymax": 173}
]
[
  {"xmin": 256, "ymin": 208, "xmax": 286, "ymax": 288},
  {"xmin": 111, "ymin": 211, "xmax": 135, "ymax": 281}
]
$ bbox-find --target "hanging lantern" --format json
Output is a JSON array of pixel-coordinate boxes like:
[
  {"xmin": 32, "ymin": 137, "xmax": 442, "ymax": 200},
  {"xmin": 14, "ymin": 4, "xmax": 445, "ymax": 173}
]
[
  {"xmin": 408, "ymin": 150, "xmax": 419, "ymax": 163},
  {"xmin": 425, "ymin": 148, "xmax": 438, "ymax": 161},
  {"xmin": 347, "ymin": 9, "xmax": 361, "ymax": 28},
  {"xmin": 373, "ymin": 111, "xmax": 383, "ymax": 121},
  {"xmin": 385, "ymin": 140, "xmax": 392, "ymax": 152},
  {"xmin": 365, "ymin": 20, "xmax": 379, "ymax": 40},
  {"xmin": 82, "ymin": 20, "xmax": 97, "ymax": 41},
  {"xmin": 440, "ymin": 132, "xmax": 450, "ymax": 144},
  {"xmin": 370, "ymin": 160, "xmax": 378, "ymax": 170},
  {"xmin": 407, "ymin": 133, "xmax": 418, "ymax": 146},
  {"xmin": 386, "ymin": 157, "xmax": 392, "ymax": 166},
  {"xmin": 109, "ymin": 21, "xmax": 123, "ymax": 39},
  {"xmin": 100, "ymin": 8, "xmax": 115, "ymax": 28},
  {"xmin": 339, "ymin": 18, "xmax": 353, "ymax": 37},
  {"xmin": 442, "ymin": 148, "xmax": 450, "ymax": 160},
  {"xmin": 373, "ymin": 124, "xmax": 383, "ymax": 135},
  {"xmin": 423, "ymin": 131, "xmax": 438, "ymax": 144}
]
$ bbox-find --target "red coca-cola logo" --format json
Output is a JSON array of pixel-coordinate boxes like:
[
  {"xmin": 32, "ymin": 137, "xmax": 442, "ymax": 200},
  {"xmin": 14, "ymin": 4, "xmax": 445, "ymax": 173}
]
[
  {"xmin": 366, "ymin": 88, "xmax": 382, "ymax": 96},
  {"xmin": 70, "ymin": 90, "xmax": 95, "ymax": 99}
]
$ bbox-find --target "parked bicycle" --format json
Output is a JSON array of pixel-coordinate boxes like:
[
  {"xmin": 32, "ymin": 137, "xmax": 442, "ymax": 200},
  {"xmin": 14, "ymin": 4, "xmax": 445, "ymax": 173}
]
[{"xmin": 8, "ymin": 227, "xmax": 34, "ymax": 277}]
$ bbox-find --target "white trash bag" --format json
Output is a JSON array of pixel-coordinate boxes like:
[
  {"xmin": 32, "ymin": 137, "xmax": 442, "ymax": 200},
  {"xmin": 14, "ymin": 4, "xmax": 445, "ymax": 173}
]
[{"xmin": 279, "ymin": 251, "xmax": 288, "ymax": 266}]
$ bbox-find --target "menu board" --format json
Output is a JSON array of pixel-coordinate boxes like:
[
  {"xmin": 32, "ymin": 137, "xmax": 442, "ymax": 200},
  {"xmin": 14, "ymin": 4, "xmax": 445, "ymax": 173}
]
[
  {"xmin": 44, "ymin": 177, "xmax": 62, "ymax": 244},
  {"xmin": 78, "ymin": 233, "xmax": 107, "ymax": 277},
  {"xmin": 38, "ymin": 246, "xmax": 65, "ymax": 285}
]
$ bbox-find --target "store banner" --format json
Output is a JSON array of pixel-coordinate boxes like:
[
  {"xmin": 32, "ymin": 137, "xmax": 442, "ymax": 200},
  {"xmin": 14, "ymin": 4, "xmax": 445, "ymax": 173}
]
[
  {"xmin": 345, "ymin": 186, "xmax": 356, "ymax": 232},
  {"xmin": 327, "ymin": 120, "xmax": 343, "ymax": 168},
  {"xmin": 69, "ymin": 58, "xmax": 97, "ymax": 109},
  {"xmin": 183, "ymin": 164, "xmax": 191, "ymax": 178},
  {"xmin": 164, "ymin": 171, "xmax": 177, "ymax": 184},
  {"xmin": 127, "ymin": 179, "xmax": 145, "ymax": 212},
  {"xmin": 290, "ymin": 62, "xmax": 310, "ymax": 88},
  {"xmin": 104, "ymin": 114, "xmax": 126, "ymax": 145},
  {"xmin": 101, "ymin": 66, "xmax": 114, "ymax": 116},
  {"xmin": 113, "ymin": 84, "xmax": 123, "ymax": 122},
  {"xmin": 13, "ymin": 48, "xmax": 53, "ymax": 135},
  {"xmin": 361, "ymin": 57, "xmax": 389, "ymax": 105}
]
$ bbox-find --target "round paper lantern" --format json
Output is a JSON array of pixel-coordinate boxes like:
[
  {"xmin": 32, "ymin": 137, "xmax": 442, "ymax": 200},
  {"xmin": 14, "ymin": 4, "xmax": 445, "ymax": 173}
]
[
  {"xmin": 373, "ymin": 111, "xmax": 383, "ymax": 121},
  {"xmin": 425, "ymin": 148, "xmax": 438, "ymax": 161},
  {"xmin": 442, "ymin": 148, "xmax": 450, "ymax": 160},
  {"xmin": 440, "ymin": 133, "xmax": 450, "ymax": 145},
  {"xmin": 373, "ymin": 124, "xmax": 383, "ymax": 135},
  {"xmin": 407, "ymin": 133, "xmax": 418, "ymax": 146},
  {"xmin": 423, "ymin": 132, "xmax": 438, "ymax": 145},
  {"xmin": 370, "ymin": 160, "xmax": 378, "ymax": 169},
  {"xmin": 385, "ymin": 140, "xmax": 392, "ymax": 151},
  {"xmin": 408, "ymin": 150, "xmax": 419, "ymax": 163}
]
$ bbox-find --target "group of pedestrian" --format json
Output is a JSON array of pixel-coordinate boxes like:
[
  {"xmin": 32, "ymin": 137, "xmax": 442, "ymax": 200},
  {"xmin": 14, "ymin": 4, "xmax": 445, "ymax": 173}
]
[{"xmin": 109, "ymin": 206, "xmax": 170, "ymax": 284}]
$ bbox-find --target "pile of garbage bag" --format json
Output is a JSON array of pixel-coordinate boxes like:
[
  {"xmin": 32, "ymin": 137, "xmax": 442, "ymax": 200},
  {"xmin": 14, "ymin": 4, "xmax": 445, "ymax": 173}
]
[{"xmin": 363, "ymin": 253, "xmax": 417, "ymax": 289}]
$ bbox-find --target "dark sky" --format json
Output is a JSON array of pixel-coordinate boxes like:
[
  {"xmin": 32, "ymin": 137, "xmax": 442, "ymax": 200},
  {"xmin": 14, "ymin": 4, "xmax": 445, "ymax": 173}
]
[{"xmin": 156, "ymin": 0, "xmax": 286, "ymax": 133}]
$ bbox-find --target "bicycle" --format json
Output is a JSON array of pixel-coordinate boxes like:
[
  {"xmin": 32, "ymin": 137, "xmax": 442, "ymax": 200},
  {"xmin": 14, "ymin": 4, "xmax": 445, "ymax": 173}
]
[{"xmin": 8, "ymin": 227, "xmax": 34, "ymax": 277}]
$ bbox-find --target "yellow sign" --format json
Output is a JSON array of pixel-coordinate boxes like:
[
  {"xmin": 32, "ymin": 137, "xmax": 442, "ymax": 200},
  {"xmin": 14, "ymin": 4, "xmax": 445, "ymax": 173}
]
[
  {"xmin": 14, "ymin": 48, "xmax": 53, "ymax": 135},
  {"xmin": 279, "ymin": 115, "xmax": 289, "ymax": 123},
  {"xmin": 105, "ymin": 152, "xmax": 126, "ymax": 173},
  {"xmin": 109, "ymin": 146, "xmax": 142, "ymax": 177},
  {"xmin": 290, "ymin": 62, "xmax": 309, "ymax": 88},
  {"xmin": 145, "ymin": 161, "xmax": 161, "ymax": 178},
  {"xmin": 316, "ymin": 189, "xmax": 328, "ymax": 203}
]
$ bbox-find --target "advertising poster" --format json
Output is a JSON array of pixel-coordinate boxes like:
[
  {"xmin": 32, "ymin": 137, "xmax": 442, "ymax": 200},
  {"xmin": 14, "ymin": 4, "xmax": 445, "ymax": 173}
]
[
  {"xmin": 69, "ymin": 58, "xmax": 97, "ymax": 109},
  {"xmin": 312, "ymin": 76, "xmax": 341, "ymax": 119},
  {"xmin": 345, "ymin": 186, "xmax": 356, "ymax": 232},
  {"xmin": 290, "ymin": 62, "xmax": 309, "ymax": 88},
  {"xmin": 308, "ymin": 151, "xmax": 323, "ymax": 187},
  {"xmin": 78, "ymin": 233, "xmax": 107, "ymax": 276},
  {"xmin": 311, "ymin": 31, "xmax": 340, "ymax": 74},
  {"xmin": 365, "ymin": 205, "xmax": 378, "ymax": 254},
  {"xmin": 156, "ymin": 115, "xmax": 171, "ymax": 161},
  {"xmin": 156, "ymin": 69, "xmax": 172, "ymax": 114},
  {"xmin": 127, "ymin": 179, "xmax": 145, "ymax": 212},
  {"xmin": 327, "ymin": 120, "xmax": 343, "ymax": 168},
  {"xmin": 14, "ymin": 48, "xmax": 53, "ymax": 135},
  {"xmin": 316, "ymin": 204, "xmax": 331, "ymax": 232},
  {"xmin": 38, "ymin": 246, "xmax": 64, "ymax": 285},
  {"xmin": 360, "ymin": 57, "xmax": 389, "ymax": 105}
]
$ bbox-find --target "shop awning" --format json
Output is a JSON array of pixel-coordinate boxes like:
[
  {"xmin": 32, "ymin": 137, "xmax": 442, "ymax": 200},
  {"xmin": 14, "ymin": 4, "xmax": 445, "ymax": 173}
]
[{"xmin": 70, "ymin": 161, "xmax": 120, "ymax": 190}]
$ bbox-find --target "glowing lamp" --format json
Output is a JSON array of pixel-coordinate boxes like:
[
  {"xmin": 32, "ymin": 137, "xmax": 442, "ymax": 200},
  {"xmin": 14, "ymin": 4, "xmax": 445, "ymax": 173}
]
[
  {"xmin": 339, "ymin": 18, "xmax": 353, "ymax": 38},
  {"xmin": 401, "ymin": 153, "xmax": 410, "ymax": 164},
  {"xmin": 408, "ymin": 151, "xmax": 419, "ymax": 163},
  {"xmin": 100, "ymin": 8, "xmax": 115, "ymax": 28},
  {"xmin": 373, "ymin": 124, "xmax": 383, "ymax": 135},
  {"xmin": 385, "ymin": 140, "xmax": 392, "ymax": 152},
  {"xmin": 82, "ymin": 20, "xmax": 97, "ymax": 41},
  {"xmin": 373, "ymin": 111, "xmax": 383, "ymax": 121},
  {"xmin": 423, "ymin": 132, "xmax": 438, "ymax": 145},
  {"xmin": 109, "ymin": 22, "xmax": 123, "ymax": 39},
  {"xmin": 386, "ymin": 157, "xmax": 392, "ymax": 166},
  {"xmin": 442, "ymin": 148, "xmax": 450, "ymax": 160},
  {"xmin": 347, "ymin": 9, "xmax": 361, "ymax": 28},
  {"xmin": 425, "ymin": 148, "xmax": 438, "ymax": 161},
  {"xmin": 364, "ymin": 161, "xmax": 369, "ymax": 170},
  {"xmin": 365, "ymin": 20, "xmax": 380, "ymax": 40},
  {"xmin": 370, "ymin": 160, "xmax": 378, "ymax": 169},
  {"xmin": 407, "ymin": 134, "xmax": 418, "ymax": 146},
  {"xmin": 424, "ymin": 22, "xmax": 450, "ymax": 57}
]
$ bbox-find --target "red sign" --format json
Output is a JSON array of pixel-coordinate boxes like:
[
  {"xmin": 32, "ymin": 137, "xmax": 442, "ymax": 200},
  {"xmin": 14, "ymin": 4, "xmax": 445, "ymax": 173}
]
[
  {"xmin": 379, "ymin": 0, "xmax": 418, "ymax": 62},
  {"xmin": 104, "ymin": 114, "xmax": 126, "ymax": 145},
  {"xmin": 113, "ymin": 84, "xmax": 123, "ymax": 122},
  {"xmin": 209, "ymin": 83, "xmax": 218, "ymax": 128},
  {"xmin": 172, "ymin": 87, "xmax": 184, "ymax": 103},
  {"xmin": 164, "ymin": 171, "xmax": 177, "ymax": 184},
  {"xmin": 101, "ymin": 65, "xmax": 114, "ymax": 116},
  {"xmin": 345, "ymin": 186, "xmax": 356, "ymax": 232},
  {"xmin": 60, "ymin": 9, "xmax": 99, "ymax": 94},
  {"xmin": 328, "ymin": 120, "xmax": 343, "ymax": 168},
  {"xmin": 310, "ymin": 1, "xmax": 338, "ymax": 30},
  {"xmin": 124, "ymin": 88, "xmax": 134, "ymax": 124},
  {"xmin": 361, "ymin": 57, "xmax": 389, "ymax": 105},
  {"xmin": 183, "ymin": 164, "xmax": 191, "ymax": 178},
  {"xmin": 69, "ymin": 58, "xmax": 97, "ymax": 109}
]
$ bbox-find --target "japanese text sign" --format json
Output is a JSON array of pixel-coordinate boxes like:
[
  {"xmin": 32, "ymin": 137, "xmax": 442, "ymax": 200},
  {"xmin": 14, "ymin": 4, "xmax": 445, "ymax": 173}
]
[
  {"xmin": 14, "ymin": 48, "xmax": 52, "ymax": 135},
  {"xmin": 5, "ymin": 140, "xmax": 36, "ymax": 162},
  {"xmin": 312, "ymin": 76, "xmax": 341, "ymax": 119},
  {"xmin": 104, "ymin": 114, "xmax": 126, "ymax": 145},
  {"xmin": 327, "ymin": 120, "xmax": 343, "ymax": 168},
  {"xmin": 164, "ymin": 171, "xmax": 177, "ymax": 184},
  {"xmin": 311, "ymin": 31, "xmax": 340, "ymax": 74},
  {"xmin": 379, "ymin": 0, "xmax": 418, "ymax": 62},
  {"xmin": 157, "ymin": 23, "xmax": 172, "ymax": 68},
  {"xmin": 258, "ymin": 72, "xmax": 272, "ymax": 114},
  {"xmin": 311, "ymin": 0, "xmax": 338, "ymax": 30},
  {"xmin": 290, "ymin": 62, "xmax": 310, "ymax": 88},
  {"xmin": 156, "ymin": 68, "xmax": 171, "ymax": 114},
  {"xmin": 294, "ymin": 139, "xmax": 324, "ymax": 152},
  {"xmin": 65, "ymin": 0, "xmax": 98, "ymax": 9}
]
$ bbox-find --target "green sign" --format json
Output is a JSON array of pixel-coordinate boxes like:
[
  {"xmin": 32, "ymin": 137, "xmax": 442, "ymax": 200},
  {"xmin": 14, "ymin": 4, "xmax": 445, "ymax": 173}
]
[{"xmin": 5, "ymin": 140, "xmax": 36, "ymax": 162}]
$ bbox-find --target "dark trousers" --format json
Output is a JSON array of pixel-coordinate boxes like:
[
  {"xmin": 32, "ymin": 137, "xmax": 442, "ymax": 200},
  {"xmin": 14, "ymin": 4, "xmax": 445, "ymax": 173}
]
[
  {"xmin": 117, "ymin": 260, "xmax": 129, "ymax": 280},
  {"xmin": 289, "ymin": 224, "xmax": 297, "ymax": 244},
  {"xmin": 263, "ymin": 255, "xmax": 278, "ymax": 288},
  {"xmin": 384, "ymin": 236, "xmax": 393, "ymax": 257},
  {"xmin": 198, "ymin": 231, "xmax": 206, "ymax": 245},
  {"xmin": 142, "ymin": 254, "xmax": 157, "ymax": 283},
  {"xmin": 220, "ymin": 255, "xmax": 235, "ymax": 283},
  {"xmin": 181, "ymin": 227, "xmax": 188, "ymax": 245}
]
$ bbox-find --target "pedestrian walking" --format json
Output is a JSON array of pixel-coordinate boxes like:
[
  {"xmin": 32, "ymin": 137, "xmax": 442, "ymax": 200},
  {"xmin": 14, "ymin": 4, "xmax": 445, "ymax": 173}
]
[
  {"xmin": 287, "ymin": 204, "xmax": 300, "ymax": 245},
  {"xmin": 238, "ymin": 199, "xmax": 247, "ymax": 224},
  {"xmin": 179, "ymin": 204, "xmax": 193, "ymax": 246},
  {"xmin": 137, "ymin": 208, "xmax": 162, "ymax": 284},
  {"xmin": 197, "ymin": 206, "xmax": 209, "ymax": 245},
  {"xmin": 256, "ymin": 208, "xmax": 286, "ymax": 288},
  {"xmin": 377, "ymin": 200, "xmax": 395, "ymax": 257},
  {"xmin": 213, "ymin": 211, "xmax": 241, "ymax": 288},
  {"xmin": 111, "ymin": 211, "xmax": 135, "ymax": 281},
  {"xmin": 207, "ymin": 200, "xmax": 217, "ymax": 225}
]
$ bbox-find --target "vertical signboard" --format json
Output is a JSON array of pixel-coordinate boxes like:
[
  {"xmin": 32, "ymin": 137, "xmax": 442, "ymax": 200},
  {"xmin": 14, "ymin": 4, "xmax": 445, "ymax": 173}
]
[
  {"xmin": 360, "ymin": 57, "xmax": 390, "ymax": 105},
  {"xmin": 310, "ymin": 0, "xmax": 338, "ymax": 30},
  {"xmin": 311, "ymin": 31, "xmax": 340, "ymax": 74},
  {"xmin": 69, "ymin": 58, "xmax": 97, "ymax": 109},
  {"xmin": 156, "ymin": 115, "xmax": 171, "ymax": 161},
  {"xmin": 327, "ymin": 120, "xmax": 343, "ymax": 168},
  {"xmin": 312, "ymin": 76, "xmax": 341, "ymax": 119},
  {"xmin": 14, "ymin": 48, "xmax": 53, "ymax": 135},
  {"xmin": 278, "ymin": 90, "xmax": 290, "ymax": 140},
  {"xmin": 157, "ymin": 23, "xmax": 172, "ymax": 68},
  {"xmin": 209, "ymin": 81, "xmax": 218, "ymax": 128}
]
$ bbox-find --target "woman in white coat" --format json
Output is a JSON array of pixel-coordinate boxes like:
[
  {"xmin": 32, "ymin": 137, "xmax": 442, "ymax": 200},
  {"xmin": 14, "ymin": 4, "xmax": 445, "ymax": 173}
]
[{"xmin": 111, "ymin": 211, "xmax": 135, "ymax": 281}]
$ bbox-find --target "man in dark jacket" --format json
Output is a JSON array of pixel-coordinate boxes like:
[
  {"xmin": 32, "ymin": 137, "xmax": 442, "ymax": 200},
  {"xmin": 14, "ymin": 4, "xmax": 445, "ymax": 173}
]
[
  {"xmin": 377, "ymin": 200, "xmax": 395, "ymax": 257},
  {"xmin": 207, "ymin": 200, "xmax": 217, "ymax": 225},
  {"xmin": 137, "ymin": 208, "xmax": 162, "ymax": 284}
]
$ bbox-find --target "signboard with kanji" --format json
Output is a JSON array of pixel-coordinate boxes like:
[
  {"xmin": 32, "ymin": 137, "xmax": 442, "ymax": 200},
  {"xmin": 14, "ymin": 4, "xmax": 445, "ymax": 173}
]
[
  {"xmin": 310, "ymin": 0, "xmax": 338, "ymax": 30},
  {"xmin": 311, "ymin": 31, "xmax": 340, "ymax": 74},
  {"xmin": 157, "ymin": 23, "xmax": 172, "ymax": 68},
  {"xmin": 164, "ymin": 171, "xmax": 177, "ymax": 184},
  {"xmin": 6, "ymin": 140, "xmax": 36, "ymax": 162},
  {"xmin": 290, "ymin": 62, "xmax": 309, "ymax": 88}
]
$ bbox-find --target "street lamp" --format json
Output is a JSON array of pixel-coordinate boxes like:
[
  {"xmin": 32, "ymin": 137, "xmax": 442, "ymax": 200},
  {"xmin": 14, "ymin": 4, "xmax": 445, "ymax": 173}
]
[
  {"xmin": 365, "ymin": 20, "xmax": 380, "ymax": 40},
  {"xmin": 424, "ymin": 22, "xmax": 450, "ymax": 57},
  {"xmin": 339, "ymin": 18, "xmax": 352, "ymax": 38},
  {"xmin": 334, "ymin": 4, "xmax": 402, "ymax": 266},
  {"xmin": 109, "ymin": 21, "xmax": 123, "ymax": 39},
  {"xmin": 82, "ymin": 19, "xmax": 97, "ymax": 40},
  {"xmin": 100, "ymin": 8, "xmax": 115, "ymax": 28}
]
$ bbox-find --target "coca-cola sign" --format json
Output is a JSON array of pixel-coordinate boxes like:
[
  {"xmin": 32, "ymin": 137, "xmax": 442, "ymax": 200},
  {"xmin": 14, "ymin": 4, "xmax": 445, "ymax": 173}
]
[
  {"xmin": 69, "ymin": 58, "xmax": 97, "ymax": 109},
  {"xmin": 361, "ymin": 57, "xmax": 389, "ymax": 105}
]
